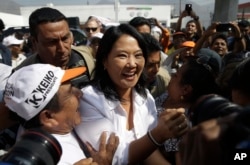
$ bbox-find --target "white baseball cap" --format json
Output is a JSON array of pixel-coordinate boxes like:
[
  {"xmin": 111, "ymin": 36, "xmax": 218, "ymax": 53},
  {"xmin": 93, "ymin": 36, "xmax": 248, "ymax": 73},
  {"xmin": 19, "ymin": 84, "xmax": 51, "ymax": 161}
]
[
  {"xmin": 4, "ymin": 64, "xmax": 86, "ymax": 121},
  {"xmin": 2, "ymin": 35, "xmax": 24, "ymax": 46}
]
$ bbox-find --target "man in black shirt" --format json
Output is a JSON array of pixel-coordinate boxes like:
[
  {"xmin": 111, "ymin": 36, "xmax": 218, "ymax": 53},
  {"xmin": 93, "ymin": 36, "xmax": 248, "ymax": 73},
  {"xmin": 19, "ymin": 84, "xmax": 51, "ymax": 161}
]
[
  {"xmin": 238, "ymin": 20, "xmax": 250, "ymax": 52},
  {"xmin": 16, "ymin": 7, "xmax": 95, "ymax": 88}
]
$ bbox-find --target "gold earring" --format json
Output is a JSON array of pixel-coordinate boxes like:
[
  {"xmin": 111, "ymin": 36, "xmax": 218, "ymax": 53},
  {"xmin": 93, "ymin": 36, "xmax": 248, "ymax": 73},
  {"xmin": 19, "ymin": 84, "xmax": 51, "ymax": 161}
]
[{"xmin": 180, "ymin": 95, "xmax": 184, "ymax": 100}]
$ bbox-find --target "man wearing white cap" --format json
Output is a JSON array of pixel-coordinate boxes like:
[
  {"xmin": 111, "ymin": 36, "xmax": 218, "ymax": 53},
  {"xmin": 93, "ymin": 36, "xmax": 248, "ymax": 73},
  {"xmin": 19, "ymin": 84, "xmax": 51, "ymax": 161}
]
[
  {"xmin": 89, "ymin": 32, "xmax": 103, "ymax": 59},
  {"xmin": 2, "ymin": 35, "xmax": 26, "ymax": 68},
  {"xmin": 4, "ymin": 64, "xmax": 119, "ymax": 165}
]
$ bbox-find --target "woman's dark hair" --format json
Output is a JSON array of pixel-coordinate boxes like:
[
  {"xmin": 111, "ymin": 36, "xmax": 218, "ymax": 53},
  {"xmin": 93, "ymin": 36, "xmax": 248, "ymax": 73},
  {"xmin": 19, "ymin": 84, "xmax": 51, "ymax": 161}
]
[
  {"xmin": 189, "ymin": 94, "xmax": 242, "ymax": 126},
  {"xmin": 140, "ymin": 33, "xmax": 162, "ymax": 53},
  {"xmin": 29, "ymin": 7, "xmax": 67, "ymax": 39},
  {"xmin": 230, "ymin": 58, "xmax": 250, "ymax": 98},
  {"xmin": 92, "ymin": 23, "xmax": 148, "ymax": 101},
  {"xmin": 180, "ymin": 58, "xmax": 220, "ymax": 103}
]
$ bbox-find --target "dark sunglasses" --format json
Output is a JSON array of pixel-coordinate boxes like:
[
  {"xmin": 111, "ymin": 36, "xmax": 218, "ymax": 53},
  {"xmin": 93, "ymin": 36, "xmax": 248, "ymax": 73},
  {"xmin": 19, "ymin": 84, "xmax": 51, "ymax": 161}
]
[
  {"xmin": 196, "ymin": 56, "xmax": 213, "ymax": 73},
  {"xmin": 85, "ymin": 27, "xmax": 98, "ymax": 32}
]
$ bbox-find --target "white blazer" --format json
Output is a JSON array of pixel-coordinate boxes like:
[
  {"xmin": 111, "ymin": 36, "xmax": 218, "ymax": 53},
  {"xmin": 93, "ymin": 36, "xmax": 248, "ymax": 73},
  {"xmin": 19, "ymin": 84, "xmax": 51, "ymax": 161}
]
[{"xmin": 75, "ymin": 85, "xmax": 158, "ymax": 165}]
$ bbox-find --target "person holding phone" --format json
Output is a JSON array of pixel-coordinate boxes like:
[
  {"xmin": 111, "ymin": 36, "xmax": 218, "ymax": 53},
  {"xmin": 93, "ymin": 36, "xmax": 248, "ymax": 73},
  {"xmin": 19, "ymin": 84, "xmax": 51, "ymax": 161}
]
[
  {"xmin": 193, "ymin": 21, "xmax": 247, "ymax": 99},
  {"xmin": 193, "ymin": 22, "xmax": 245, "ymax": 57},
  {"xmin": 238, "ymin": 20, "xmax": 250, "ymax": 51},
  {"xmin": 175, "ymin": 4, "xmax": 203, "ymax": 43}
]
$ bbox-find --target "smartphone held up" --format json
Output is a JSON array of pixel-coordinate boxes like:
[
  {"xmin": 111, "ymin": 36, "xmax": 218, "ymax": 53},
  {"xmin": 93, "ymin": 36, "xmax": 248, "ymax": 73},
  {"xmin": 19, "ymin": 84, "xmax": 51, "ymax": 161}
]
[
  {"xmin": 185, "ymin": 4, "xmax": 192, "ymax": 15},
  {"xmin": 216, "ymin": 23, "xmax": 233, "ymax": 32}
]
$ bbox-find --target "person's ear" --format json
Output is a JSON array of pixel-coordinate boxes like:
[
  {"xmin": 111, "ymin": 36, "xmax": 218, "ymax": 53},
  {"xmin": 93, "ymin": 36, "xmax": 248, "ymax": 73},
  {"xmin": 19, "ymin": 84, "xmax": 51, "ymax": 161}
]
[
  {"xmin": 182, "ymin": 84, "xmax": 193, "ymax": 97},
  {"xmin": 39, "ymin": 110, "xmax": 59, "ymax": 128},
  {"xmin": 70, "ymin": 31, "xmax": 74, "ymax": 45}
]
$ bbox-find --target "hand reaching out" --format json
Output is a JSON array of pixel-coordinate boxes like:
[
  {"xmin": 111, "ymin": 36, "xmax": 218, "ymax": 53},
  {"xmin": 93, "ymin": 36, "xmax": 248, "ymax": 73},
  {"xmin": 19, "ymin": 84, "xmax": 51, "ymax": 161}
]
[
  {"xmin": 86, "ymin": 132, "xmax": 119, "ymax": 165},
  {"xmin": 152, "ymin": 108, "xmax": 190, "ymax": 143},
  {"xmin": 74, "ymin": 158, "xmax": 98, "ymax": 165}
]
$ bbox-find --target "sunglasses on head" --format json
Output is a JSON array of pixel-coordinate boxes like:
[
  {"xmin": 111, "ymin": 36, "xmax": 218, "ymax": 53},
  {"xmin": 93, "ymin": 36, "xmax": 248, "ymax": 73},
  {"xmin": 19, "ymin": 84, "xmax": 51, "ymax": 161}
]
[
  {"xmin": 85, "ymin": 27, "xmax": 98, "ymax": 32},
  {"xmin": 196, "ymin": 56, "xmax": 213, "ymax": 73}
]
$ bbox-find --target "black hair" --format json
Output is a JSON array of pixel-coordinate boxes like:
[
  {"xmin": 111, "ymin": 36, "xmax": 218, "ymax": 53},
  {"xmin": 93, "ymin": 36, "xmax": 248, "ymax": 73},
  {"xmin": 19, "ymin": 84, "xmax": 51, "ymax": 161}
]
[
  {"xmin": 92, "ymin": 23, "xmax": 148, "ymax": 101},
  {"xmin": 210, "ymin": 33, "xmax": 228, "ymax": 48},
  {"xmin": 180, "ymin": 58, "xmax": 220, "ymax": 103},
  {"xmin": 0, "ymin": 19, "xmax": 5, "ymax": 31},
  {"xmin": 128, "ymin": 16, "xmax": 151, "ymax": 31},
  {"xmin": 140, "ymin": 33, "xmax": 162, "ymax": 53},
  {"xmin": 189, "ymin": 94, "xmax": 242, "ymax": 126},
  {"xmin": 29, "ymin": 7, "xmax": 67, "ymax": 39},
  {"xmin": 230, "ymin": 58, "xmax": 250, "ymax": 98},
  {"xmin": 238, "ymin": 20, "xmax": 250, "ymax": 28}
]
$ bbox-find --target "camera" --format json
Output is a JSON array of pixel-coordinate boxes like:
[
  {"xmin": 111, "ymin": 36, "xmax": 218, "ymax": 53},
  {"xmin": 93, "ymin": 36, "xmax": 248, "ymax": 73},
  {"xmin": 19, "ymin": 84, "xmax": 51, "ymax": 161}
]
[
  {"xmin": 188, "ymin": 94, "xmax": 242, "ymax": 126},
  {"xmin": 189, "ymin": 94, "xmax": 250, "ymax": 164},
  {"xmin": 0, "ymin": 128, "xmax": 62, "ymax": 165},
  {"xmin": 216, "ymin": 23, "xmax": 233, "ymax": 32},
  {"xmin": 185, "ymin": 4, "xmax": 192, "ymax": 15}
]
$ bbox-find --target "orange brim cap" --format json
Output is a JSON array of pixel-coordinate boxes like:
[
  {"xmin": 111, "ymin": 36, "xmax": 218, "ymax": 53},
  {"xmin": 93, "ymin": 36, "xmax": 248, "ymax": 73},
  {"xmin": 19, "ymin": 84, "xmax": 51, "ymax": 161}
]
[
  {"xmin": 181, "ymin": 41, "xmax": 195, "ymax": 48},
  {"xmin": 61, "ymin": 67, "xmax": 87, "ymax": 83}
]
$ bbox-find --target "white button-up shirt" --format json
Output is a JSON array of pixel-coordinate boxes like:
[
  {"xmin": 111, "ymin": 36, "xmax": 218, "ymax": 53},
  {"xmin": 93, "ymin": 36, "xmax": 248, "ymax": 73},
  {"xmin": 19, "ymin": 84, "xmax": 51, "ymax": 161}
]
[{"xmin": 75, "ymin": 85, "xmax": 158, "ymax": 165}]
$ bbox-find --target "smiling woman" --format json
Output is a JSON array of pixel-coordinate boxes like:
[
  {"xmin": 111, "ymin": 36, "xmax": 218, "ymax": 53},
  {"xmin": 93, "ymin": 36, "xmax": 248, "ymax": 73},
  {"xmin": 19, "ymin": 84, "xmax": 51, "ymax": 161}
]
[{"xmin": 75, "ymin": 23, "xmax": 189, "ymax": 165}]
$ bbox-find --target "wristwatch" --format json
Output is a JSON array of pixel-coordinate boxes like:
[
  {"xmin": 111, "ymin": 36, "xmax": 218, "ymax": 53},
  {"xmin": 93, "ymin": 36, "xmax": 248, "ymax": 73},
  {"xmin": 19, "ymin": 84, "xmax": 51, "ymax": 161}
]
[{"xmin": 194, "ymin": 16, "xmax": 199, "ymax": 21}]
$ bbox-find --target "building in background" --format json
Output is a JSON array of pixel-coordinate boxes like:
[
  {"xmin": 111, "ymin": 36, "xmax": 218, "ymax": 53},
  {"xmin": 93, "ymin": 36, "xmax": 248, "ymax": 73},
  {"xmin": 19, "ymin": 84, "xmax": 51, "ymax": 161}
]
[
  {"xmin": 20, "ymin": 5, "xmax": 171, "ymax": 27},
  {"xmin": 0, "ymin": 0, "xmax": 249, "ymax": 29},
  {"xmin": 238, "ymin": 2, "xmax": 250, "ymax": 21}
]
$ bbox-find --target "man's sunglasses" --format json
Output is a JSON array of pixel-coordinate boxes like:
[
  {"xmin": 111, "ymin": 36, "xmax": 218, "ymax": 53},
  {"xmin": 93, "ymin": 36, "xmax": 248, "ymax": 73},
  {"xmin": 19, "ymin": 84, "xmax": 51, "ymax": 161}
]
[{"xmin": 85, "ymin": 27, "xmax": 98, "ymax": 32}]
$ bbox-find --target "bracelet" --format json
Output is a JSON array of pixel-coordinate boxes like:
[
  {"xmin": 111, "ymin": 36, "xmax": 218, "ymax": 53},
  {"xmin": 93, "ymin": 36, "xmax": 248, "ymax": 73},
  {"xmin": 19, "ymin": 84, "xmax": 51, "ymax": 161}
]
[{"xmin": 147, "ymin": 131, "xmax": 163, "ymax": 147}]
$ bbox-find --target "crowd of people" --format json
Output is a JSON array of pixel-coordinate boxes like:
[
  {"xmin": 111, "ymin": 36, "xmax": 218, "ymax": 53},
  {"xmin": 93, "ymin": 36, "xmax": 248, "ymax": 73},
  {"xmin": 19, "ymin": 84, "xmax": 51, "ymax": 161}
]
[{"xmin": 0, "ymin": 5, "xmax": 250, "ymax": 165}]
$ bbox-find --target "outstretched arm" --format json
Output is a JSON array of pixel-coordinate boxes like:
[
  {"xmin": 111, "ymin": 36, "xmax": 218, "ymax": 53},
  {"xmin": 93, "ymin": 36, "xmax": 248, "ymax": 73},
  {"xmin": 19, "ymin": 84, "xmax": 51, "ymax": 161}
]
[
  {"xmin": 231, "ymin": 22, "xmax": 246, "ymax": 53},
  {"xmin": 128, "ymin": 108, "xmax": 189, "ymax": 165},
  {"xmin": 193, "ymin": 22, "xmax": 218, "ymax": 54},
  {"xmin": 176, "ymin": 10, "xmax": 188, "ymax": 32},
  {"xmin": 190, "ymin": 10, "xmax": 203, "ymax": 38}
]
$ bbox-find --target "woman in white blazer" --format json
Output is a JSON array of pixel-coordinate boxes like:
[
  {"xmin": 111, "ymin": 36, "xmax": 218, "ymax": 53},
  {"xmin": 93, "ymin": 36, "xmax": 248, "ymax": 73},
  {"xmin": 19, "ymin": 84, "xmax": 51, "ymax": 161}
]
[{"xmin": 76, "ymin": 24, "xmax": 189, "ymax": 165}]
